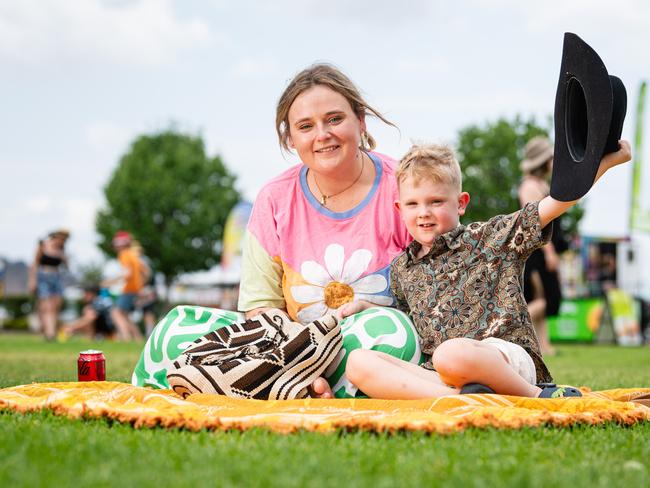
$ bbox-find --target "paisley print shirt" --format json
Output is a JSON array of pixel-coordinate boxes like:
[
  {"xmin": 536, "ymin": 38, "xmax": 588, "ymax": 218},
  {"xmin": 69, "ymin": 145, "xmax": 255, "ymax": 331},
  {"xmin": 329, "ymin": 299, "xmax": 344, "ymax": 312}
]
[{"xmin": 390, "ymin": 202, "xmax": 553, "ymax": 383}]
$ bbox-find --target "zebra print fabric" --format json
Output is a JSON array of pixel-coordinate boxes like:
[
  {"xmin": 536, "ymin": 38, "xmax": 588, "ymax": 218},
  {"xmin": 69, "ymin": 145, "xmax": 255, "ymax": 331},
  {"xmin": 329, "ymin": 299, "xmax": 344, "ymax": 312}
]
[{"xmin": 167, "ymin": 309, "xmax": 342, "ymax": 400}]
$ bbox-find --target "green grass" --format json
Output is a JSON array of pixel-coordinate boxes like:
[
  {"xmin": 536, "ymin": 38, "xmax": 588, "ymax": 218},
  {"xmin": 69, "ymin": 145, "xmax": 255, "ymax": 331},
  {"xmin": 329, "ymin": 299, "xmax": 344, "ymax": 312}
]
[{"xmin": 1, "ymin": 333, "xmax": 649, "ymax": 488}]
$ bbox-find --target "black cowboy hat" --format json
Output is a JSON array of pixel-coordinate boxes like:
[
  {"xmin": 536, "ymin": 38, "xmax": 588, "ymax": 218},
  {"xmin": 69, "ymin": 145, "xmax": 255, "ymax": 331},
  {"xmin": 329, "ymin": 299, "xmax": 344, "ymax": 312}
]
[{"xmin": 550, "ymin": 32, "xmax": 627, "ymax": 201}]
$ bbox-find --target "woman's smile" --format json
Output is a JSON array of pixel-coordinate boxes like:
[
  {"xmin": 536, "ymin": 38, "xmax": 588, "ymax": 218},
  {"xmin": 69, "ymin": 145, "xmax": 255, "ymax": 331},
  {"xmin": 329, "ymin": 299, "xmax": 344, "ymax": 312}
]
[{"xmin": 315, "ymin": 144, "xmax": 340, "ymax": 154}]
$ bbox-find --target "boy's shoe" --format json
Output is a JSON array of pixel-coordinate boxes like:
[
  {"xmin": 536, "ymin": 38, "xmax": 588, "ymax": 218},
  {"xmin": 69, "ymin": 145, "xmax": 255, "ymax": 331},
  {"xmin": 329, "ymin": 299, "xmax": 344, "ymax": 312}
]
[
  {"xmin": 460, "ymin": 383, "xmax": 495, "ymax": 394},
  {"xmin": 537, "ymin": 384, "xmax": 582, "ymax": 398}
]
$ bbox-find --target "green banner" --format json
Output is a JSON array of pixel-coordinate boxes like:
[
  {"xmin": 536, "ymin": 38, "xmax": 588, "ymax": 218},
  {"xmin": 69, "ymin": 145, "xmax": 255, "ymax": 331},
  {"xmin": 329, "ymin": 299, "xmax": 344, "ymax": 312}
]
[{"xmin": 631, "ymin": 80, "xmax": 650, "ymax": 232}]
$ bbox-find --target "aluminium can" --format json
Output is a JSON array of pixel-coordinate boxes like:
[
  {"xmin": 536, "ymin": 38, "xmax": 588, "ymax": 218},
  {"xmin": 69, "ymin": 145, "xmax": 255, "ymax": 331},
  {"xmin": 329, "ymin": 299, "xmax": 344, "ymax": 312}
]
[{"xmin": 77, "ymin": 349, "xmax": 106, "ymax": 381}]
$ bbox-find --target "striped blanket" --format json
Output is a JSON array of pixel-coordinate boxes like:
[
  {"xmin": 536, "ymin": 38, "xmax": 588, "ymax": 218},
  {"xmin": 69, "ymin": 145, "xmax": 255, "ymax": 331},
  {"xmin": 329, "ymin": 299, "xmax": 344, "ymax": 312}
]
[{"xmin": 1, "ymin": 382, "xmax": 648, "ymax": 434}]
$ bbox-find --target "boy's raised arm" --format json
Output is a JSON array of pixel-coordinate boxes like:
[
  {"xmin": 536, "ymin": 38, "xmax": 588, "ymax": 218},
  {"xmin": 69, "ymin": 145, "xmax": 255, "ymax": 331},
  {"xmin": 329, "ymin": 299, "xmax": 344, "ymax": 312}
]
[{"xmin": 538, "ymin": 140, "xmax": 632, "ymax": 229}]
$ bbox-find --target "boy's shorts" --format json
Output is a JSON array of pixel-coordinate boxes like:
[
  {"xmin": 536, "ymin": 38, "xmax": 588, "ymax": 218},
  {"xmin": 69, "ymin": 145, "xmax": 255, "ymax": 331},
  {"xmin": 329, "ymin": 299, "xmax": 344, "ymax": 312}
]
[{"xmin": 481, "ymin": 337, "xmax": 537, "ymax": 385}]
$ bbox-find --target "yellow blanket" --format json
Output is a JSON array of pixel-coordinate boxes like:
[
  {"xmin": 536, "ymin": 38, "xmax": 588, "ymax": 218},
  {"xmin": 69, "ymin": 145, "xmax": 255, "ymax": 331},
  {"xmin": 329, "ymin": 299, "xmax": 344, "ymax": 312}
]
[{"xmin": 1, "ymin": 382, "xmax": 649, "ymax": 434}]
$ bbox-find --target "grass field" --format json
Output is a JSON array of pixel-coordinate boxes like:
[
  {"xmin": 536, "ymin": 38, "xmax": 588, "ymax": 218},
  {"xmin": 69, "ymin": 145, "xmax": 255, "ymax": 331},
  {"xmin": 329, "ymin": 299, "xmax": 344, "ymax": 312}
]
[{"xmin": 1, "ymin": 332, "xmax": 649, "ymax": 487}]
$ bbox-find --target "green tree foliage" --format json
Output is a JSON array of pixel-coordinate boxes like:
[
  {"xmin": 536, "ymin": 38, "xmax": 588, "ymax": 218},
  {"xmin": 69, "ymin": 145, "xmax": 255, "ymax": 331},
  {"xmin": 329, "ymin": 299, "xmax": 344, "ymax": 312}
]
[
  {"xmin": 456, "ymin": 116, "xmax": 583, "ymax": 239},
  {"xmin": 76, "ymin": 262, "xmax": 104, "ymax": 288},
  {"xmin": 96, "ymin": 130, "xmax": 241, "ymax": 286}
]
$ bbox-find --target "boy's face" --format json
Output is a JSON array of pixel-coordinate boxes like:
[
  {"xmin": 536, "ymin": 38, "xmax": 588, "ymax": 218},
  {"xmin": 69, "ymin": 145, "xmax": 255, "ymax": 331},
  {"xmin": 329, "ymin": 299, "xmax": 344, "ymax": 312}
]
[{"xmin": 396, "ymin": 176, "xmax": 470, "ymax": 252}]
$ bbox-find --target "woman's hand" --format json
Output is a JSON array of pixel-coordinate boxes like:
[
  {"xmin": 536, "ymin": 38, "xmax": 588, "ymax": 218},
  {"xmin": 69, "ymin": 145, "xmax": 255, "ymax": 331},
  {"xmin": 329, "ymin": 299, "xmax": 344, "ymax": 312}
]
[
  {"xmin": 28, "ymin": 276, "xmax": 37, "ymax": 296},
  {"xmin": 245, "ymin": 307, "xmax": 277, "ymax": 320},
  {"xmin": 335, "ymin": 300, "xmax": 373, "ymax": 320}
]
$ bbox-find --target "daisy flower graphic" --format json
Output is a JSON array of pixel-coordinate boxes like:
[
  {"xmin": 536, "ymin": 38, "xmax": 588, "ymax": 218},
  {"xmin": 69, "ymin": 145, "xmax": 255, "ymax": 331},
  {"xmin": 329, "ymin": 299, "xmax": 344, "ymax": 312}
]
[{"xmin": 291, "ymin": 244, "xmax": 392, "ymax": 323}]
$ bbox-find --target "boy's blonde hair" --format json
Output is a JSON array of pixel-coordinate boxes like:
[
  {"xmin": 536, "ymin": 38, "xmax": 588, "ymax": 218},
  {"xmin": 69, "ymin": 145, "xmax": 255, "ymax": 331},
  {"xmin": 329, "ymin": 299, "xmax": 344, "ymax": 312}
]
[{"xmin": 396, "ymin": 143, "xmax": 462, "ymax": 193}]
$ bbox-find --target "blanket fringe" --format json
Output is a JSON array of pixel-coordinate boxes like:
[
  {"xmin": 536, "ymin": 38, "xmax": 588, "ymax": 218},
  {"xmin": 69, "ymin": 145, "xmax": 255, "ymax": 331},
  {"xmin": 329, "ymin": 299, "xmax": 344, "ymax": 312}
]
[{"xmin": 1, "ymin": 382, "xmax": 649, "ymax": 434}]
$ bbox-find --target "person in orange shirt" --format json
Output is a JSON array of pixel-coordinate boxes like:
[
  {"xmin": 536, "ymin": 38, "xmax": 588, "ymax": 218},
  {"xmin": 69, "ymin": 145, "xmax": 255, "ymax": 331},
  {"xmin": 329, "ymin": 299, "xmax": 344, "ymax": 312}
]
[{"xmin": 103, "ymin": 231, "xmax": 144, "ymax": 341}]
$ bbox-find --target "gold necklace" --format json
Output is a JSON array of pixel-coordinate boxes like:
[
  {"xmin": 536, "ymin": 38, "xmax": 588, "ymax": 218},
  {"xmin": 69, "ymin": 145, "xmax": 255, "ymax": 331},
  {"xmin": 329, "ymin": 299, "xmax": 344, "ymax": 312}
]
[{"xmin": 313, "ymin": 153, "xmax": 366, "ymax": 207}]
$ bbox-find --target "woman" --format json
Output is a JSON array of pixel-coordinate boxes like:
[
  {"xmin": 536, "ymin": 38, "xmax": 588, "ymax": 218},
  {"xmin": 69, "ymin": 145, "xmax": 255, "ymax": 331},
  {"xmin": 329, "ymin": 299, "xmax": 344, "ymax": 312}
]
[
  {"xmin": 518, "ymin": 136, "xmax": 566, "ymax": 356},
  {"xmin": 28, "ymin": 229, "xmax": 70, "ymax": 341},
  {"xmin": 132, "ymin": 64, "xmax": 421, "ymax": 397}
]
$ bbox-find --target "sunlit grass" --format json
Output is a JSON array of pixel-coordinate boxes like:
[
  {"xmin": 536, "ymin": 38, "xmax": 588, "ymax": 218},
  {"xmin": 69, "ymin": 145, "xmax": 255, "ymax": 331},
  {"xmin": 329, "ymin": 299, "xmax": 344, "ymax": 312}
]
[{"xmin": 1, "ymin": 333, "xmax": 649, "ymax": 487}]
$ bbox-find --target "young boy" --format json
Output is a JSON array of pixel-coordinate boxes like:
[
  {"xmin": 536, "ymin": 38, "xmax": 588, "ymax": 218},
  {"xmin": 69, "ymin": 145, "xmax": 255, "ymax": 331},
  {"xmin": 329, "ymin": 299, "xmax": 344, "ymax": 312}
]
[{"xmin": 340, "ymin": 141, "xmax": 631, "ymax": 399}]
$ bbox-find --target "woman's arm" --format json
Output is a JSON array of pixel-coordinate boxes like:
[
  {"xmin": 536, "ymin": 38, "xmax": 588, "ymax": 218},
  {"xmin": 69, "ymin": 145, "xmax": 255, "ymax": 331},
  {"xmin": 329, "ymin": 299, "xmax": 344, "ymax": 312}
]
[
  {"xmin": 542, "ymin": 242, "xmax": 560, "ymax": 272},
  {"xmin": 238, "ymin": 231, "xmax": 287, "ymax": 315},
  {"xmin": 28, "ymin": 244, "xmax": 42, "ymax": 294}
]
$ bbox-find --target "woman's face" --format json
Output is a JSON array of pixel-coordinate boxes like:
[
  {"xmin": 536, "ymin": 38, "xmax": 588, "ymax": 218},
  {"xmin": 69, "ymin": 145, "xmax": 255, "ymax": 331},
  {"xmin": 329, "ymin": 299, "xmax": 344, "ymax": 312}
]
[
  {"xmin": 287, "ymin": 85, "xmax": 366, "ymax": 176},
  {"xmin": 51, "ymin": 234, "xmax": 67, "ymax": 248}
]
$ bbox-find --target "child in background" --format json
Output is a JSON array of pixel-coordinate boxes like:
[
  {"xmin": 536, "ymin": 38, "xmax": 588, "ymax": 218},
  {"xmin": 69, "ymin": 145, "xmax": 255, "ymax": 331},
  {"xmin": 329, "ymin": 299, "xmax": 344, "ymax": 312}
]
[
  {"xmin": 59, "ymin": 285, "xmax": 115, "ymax": 340},
  {"xmin": 341, "ymin": 141, "xmax": 631, "ymax": 399}
]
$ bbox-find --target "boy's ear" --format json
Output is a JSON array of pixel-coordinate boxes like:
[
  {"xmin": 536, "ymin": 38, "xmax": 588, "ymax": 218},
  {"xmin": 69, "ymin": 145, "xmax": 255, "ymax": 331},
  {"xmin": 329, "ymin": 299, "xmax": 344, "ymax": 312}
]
[
  {"xmin": 287, "ymin": 136, "xmax": 295, "ymax": 149},
  {"xmin": 457, "ymin": 192, "xmax": 470, "ymax": 215}
]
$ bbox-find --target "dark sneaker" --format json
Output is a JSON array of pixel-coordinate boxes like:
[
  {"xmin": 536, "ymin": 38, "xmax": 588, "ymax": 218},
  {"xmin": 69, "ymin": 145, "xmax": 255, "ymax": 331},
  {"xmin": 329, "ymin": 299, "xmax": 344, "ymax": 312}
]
[
  {"xmin": 460, "ymin": 383, "xmax": 495, "ymax": 394},
  {"xmin": 538, "ymin": 385, "xmax": 583, "ymax": 398}
]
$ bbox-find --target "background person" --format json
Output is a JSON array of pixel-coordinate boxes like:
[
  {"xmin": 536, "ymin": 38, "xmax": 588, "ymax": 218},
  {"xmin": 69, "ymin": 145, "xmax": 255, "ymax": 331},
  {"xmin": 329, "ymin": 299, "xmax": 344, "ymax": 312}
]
[
  {"xmin": 102, "ymin": 231, "xmax": 144, "ymax": 341},
  {"xmin": 132, "ymin": 63, "xmax": 422, "ymax": 396},
  {"xmin": 518, "ymin": 137, "xmax": 567, "ymax": 356},
  {"xmin": 58, "ymin": 285, "xmax": 115, "ymax": 340},
  {"xmin": 28, "ymin": 229, "xmax": 70, "ymax": 341},
  {"xmin": 132, "ymin": 240, "xmax": 157, "ymax": 337}
]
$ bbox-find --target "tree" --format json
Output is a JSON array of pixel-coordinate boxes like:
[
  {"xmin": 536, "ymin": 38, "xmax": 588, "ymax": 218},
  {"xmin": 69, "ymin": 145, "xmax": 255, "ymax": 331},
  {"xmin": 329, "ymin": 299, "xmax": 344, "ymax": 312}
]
[
  {"xmin": 76, "ymin": 262, "xmax": 104, "ymax": 288},
  {"xmin": 96, "ymin": 130, "xmax": 241, "ymax": 289},
  {"xmin": 456, "ymin": 115, "xmax": 583, "ymax": 239}
]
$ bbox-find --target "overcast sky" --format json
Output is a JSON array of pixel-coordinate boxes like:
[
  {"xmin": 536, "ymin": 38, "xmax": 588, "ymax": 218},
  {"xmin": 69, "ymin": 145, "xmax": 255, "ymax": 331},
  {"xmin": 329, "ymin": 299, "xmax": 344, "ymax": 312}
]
[{"xmin": 1, "ymin": 0, "xmax": 649, "ymax": 269}]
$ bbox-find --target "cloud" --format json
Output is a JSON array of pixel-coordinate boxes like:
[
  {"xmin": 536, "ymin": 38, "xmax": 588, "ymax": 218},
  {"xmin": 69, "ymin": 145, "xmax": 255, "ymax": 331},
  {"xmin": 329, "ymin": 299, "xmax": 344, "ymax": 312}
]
[
  {"xmin": 478, "ymin": 0, "xmax": 650, "ymax": 40},
  {"xmin": 0, "ymin": 195, "xmax": 102, "ymax": 264},
  {"xmin": 397, "ymin": 56, "xmax": 451, "ymax": 76},
  {"xmin": 231, "ymin": 57, "xmax": 278, "ymax": 78},
  {"xmin": 0, "ymin": 0, "xmax": 213, "ymax": 68},
  {"xmin": 23, "ymin": 196, "xmax": 53, "ymax": 214},
  {"xmin": 85, "ymin": 121, "xmax": 137, "ymax": 154},
  {"xmin": 271, "ymin": 0, "xmax": 434, "ymax": 25}
]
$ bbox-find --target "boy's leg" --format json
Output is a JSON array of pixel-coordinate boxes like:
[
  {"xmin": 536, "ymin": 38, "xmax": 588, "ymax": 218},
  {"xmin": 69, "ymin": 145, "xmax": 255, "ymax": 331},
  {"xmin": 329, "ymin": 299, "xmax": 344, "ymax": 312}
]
[
  {"xmin": 322, "ymin": 307, "xmax": 423, "ymax": 398},
  {"xmin": 346, "ymin": 349, "xmax": 457, "ymax": 399},
  {"xmin": 432, "ymin": 338, "xmax": 541, "ymax": 397}
]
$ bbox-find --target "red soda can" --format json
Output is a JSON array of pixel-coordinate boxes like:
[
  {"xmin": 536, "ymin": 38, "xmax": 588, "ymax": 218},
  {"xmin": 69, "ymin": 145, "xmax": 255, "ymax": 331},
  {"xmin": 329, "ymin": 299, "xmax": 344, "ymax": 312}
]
[{"xmin": 78, "ymin": 350, "xmax": 106, "ymax": 381}]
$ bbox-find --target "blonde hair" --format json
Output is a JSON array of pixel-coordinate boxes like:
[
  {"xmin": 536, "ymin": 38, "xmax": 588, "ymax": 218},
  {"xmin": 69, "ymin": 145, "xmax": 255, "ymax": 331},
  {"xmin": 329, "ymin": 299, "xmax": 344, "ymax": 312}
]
[
  {"xmin": 396, "ymin": 143, "xmax": 462, "ymax": 193},
  {"xmin": 275, "ymin": 63, "xmax": 396, "ymax": 152}
]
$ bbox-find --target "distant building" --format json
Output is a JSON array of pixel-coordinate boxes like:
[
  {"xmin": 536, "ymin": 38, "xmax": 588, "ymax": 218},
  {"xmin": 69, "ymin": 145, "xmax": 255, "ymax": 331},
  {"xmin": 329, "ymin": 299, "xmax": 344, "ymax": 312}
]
[{"xmin": 0, "ymin": 258, "xmax": 29, "ymax": 297}]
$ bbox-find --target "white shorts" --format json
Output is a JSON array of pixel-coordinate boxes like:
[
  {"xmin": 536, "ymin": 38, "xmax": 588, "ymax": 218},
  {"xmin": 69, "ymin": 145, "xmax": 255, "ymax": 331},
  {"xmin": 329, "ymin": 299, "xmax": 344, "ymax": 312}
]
[{"xmin": 481, "ymin": 337, "xmax": 537, "ymax": 385}]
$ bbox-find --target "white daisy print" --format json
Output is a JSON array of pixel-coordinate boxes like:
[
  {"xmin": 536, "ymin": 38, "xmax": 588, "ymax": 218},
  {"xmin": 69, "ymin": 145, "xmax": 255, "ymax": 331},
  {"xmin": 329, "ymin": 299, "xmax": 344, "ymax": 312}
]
[{"xmin": 291, "ymin": 244, "xmax": 392, "ymax": 324}]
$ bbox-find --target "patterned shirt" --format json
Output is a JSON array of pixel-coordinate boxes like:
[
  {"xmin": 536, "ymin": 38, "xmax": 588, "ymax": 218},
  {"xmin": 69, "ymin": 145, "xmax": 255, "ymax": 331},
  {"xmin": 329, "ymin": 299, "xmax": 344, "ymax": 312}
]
[{"xmin": 390, "ymin": 202, "xmax": 553, "ymax": 383}]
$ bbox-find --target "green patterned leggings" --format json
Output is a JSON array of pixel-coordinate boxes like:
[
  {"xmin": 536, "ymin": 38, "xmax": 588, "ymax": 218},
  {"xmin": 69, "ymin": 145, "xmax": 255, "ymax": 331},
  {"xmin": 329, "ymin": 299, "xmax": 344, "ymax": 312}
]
[{"xmin": 131, "ymin": 306, "xmax": 422, "ymax": 398}]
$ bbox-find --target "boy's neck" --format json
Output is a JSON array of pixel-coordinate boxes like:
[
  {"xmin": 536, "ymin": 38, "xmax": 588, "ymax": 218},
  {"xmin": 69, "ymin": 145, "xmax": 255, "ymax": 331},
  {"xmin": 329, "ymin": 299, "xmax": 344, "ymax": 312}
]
[
  {"xmin": 413, "ymin": 223, "xmax": 462, "ymax": 259},
  {"xmin": 415, "ymin": 245, "xmax": 430, "ymax": 260}
]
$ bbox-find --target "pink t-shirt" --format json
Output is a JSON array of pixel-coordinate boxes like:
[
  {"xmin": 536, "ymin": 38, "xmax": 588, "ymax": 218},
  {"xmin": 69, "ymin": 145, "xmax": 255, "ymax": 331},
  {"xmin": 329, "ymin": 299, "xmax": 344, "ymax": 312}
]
[{"xmin": 238, "ymin": 152, "xmax": 412, "ymax": 324}]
